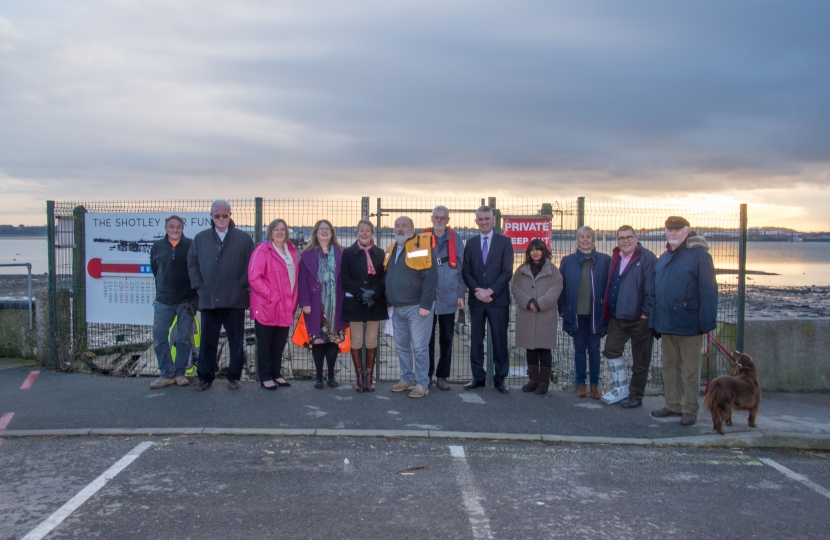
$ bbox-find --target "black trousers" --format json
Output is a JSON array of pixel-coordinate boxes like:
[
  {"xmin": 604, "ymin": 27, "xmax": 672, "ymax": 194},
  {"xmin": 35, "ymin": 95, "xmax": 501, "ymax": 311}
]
[
  {"xmin": 603, "ymin": 317, "xmax": 654, "ymax": 400},
  {"xmin": 198, "ymin": 308, "xmax": 246, "ymax": 384},
  {"xmin": 526, "ymin": 348, "xmax": 552, "ymax": 368},
  {"xmin": 312, "ymin": 343, "xmax": 339, "ymax": 380},
  {"xmin": 469, "ymin": 303, "xmax": 510, "ymax": 385},
  {"xmin": 255, "ymin": 321, "xmax": 289, "ymax": 381},
  {"xmin": 429, "ymin": 312, "xmax": 456, "ymax": 379}
]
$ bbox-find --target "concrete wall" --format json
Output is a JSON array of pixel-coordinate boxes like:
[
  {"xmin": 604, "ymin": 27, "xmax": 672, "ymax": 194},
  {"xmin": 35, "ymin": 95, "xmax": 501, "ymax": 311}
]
[
  {"xmin": 745, "ymin": 318, "xmax": 830, "ymax": 392},
  {"xmin": 0, "ymin": 304, "xmax": 37, "ymax": 359}
]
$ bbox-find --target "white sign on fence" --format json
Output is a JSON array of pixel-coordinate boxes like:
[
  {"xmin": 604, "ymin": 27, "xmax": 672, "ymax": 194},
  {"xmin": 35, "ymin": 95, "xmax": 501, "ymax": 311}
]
[{"xmin": 85, "ymin": 213, "xmax": 212, "ymax": 324}]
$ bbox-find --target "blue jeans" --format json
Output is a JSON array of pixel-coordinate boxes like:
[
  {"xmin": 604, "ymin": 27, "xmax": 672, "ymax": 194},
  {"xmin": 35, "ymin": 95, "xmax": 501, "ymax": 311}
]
[
  {"xmin": 573, "ymin": 315, "xmax": 602, "ymax": 387},
  {"xmin": 392, "ymin": 305, "xmax": 433, "ymax": 388},
  {"xmin": 153, "ymin": 301, "xmax": 195, "ymax": 379}
]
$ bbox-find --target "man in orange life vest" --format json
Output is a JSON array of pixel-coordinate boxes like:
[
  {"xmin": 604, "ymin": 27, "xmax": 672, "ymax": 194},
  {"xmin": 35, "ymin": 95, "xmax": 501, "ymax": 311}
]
[{"xmin": 423, "ymin": 205, "xmax": 466, "ymax": 391}]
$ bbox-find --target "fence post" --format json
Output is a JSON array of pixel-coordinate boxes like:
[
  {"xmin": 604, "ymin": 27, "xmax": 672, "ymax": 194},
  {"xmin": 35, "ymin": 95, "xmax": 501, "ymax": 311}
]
[
  {"xmin": 47, "ymin": 201, "xmax": 57, "ymax": 368},
  {"xmin": 375, "ymin": 197, "xmax": 382, "ymax": 382},
  {"xmin": 361, "ymin": 197, "xmax": 369, "ymax": 220},
  {"xmin": 72, "ymin": 205, "xmax": 88, "ymax": 358},
  {"xmin": 737, "ymin": 203, "xmax": 747, "ymax": 352},
  {"xmin": 254, "ymin": 197, "xmax": 263, "ymax": 244},
  {"xmin": 577, "ymin": 197, "xmax": 585, "ymax": 228}
]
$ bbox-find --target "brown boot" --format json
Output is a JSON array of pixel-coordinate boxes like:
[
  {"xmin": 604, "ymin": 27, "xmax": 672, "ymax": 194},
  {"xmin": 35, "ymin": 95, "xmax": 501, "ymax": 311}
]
[
  {"xmin": 350, "ymin": 348, "xmax": 365, "ymax": 393},
  {"xmin": 577, "ymin": 384, "xmax": 587, "ymax": 397},
  {"xmin": 365, "ymin": 347, "xmax": 377, "ymax": 392},
  {"xmin": 535, "ymin": 367, "xmax": 551, "ymax": 395},
  {"xmin": 522, "ymin": 364, "xmax": 540, "ymax": 393},
  {"xmin": 590, "ymin": 386, "xmax": 601, "ymax": 399}
]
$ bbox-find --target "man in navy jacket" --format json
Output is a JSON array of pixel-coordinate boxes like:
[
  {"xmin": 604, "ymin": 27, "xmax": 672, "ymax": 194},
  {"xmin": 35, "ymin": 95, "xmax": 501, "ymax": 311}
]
[
  {"xmin": 462, "ymin": 206, "xmax": 514, "ymax": 393},
  {"xmin": 650, "ymin": 216, "xmax": 718, "ymax": 426},
  {"xmin": 602, "ymin": 225, "xmax": 657, "ymax": 408}
]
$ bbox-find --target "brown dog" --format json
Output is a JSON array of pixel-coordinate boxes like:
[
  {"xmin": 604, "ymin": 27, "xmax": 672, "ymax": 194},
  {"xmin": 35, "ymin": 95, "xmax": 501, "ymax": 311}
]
[{"xmin": 703, "ymin": 351, "xmax": 761, "ymax": 435}]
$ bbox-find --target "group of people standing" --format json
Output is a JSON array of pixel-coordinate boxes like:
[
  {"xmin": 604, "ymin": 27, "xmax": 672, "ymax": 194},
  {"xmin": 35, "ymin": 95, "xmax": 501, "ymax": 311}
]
[{"xmin": 149, "ymin": 200, "xmax": 717, "ymax": 426}]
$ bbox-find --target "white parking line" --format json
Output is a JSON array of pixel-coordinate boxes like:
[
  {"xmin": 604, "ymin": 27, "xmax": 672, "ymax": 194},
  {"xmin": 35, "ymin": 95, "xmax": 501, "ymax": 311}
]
[
  {"xmin": 448, "ymin": 445, "xmax": 493, "ymax": 539},
  {"xmin": 760, "ymin": 458, "xmax": 830, "ymax": 500},
  {"xmin": 21, "ymin": 441, "xmax": 155, "ymax": 540}
]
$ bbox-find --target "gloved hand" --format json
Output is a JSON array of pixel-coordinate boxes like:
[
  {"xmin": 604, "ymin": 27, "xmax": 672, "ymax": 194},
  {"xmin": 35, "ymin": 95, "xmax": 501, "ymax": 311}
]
[
  {"xmin": 361, "ymin": 288, "xmax": 376, "ymax": 309},
  {"xmin": 651, "ymin": 329, "xmax": 661, "ymax": 340}
]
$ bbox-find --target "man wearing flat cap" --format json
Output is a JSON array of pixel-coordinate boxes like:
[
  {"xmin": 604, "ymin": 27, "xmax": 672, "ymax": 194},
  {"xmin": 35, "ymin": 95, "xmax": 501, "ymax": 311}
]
[{"xmin": 650, "ymin": 216, "xmax": 718, "ymax": 426}]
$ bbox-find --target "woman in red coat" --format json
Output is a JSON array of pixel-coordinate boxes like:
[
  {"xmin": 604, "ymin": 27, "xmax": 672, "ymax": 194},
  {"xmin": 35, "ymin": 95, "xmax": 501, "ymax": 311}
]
[{"xmin": 248, "ymin": 219, "xmax": 299, "ymax": 390}]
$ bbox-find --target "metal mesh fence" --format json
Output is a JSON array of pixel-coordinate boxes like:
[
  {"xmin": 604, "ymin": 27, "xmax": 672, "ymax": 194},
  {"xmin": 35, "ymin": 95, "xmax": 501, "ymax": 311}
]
[{"xmin": 46, "ymin": 197, "xmax": 742, "ymax": 396}]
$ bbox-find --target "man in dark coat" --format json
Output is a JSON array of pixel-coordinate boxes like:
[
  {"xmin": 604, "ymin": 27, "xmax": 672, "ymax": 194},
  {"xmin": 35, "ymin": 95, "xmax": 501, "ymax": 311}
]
[
  {"xmin": 149, "ymin": 215, "xmax": 197, "ymax": 389},
  {"xmin": 187, "ymin": 200, "xmax": 255, "ymax": 391},
  {"xmin": 602, "ymin": 225, "xmax": 657, "ymax": 408},
  {"xmin": 462, "ymin": 205, "xmax": 514, "ymax": 393},
  {"xmin": 650, "ymin": 216, "xmax": 718, "ymax": 426}
]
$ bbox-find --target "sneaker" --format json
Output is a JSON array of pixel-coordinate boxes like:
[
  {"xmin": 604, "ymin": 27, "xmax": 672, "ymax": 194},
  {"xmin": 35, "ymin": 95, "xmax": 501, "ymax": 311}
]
[
  {"xmin": 150, "ymin": 378, "xmax": 175, "ymax": 389},
  {"xmin": 228, "ymin": 380, "xmax": 241, "ymax": 390},
  {"xmin": 651, "ymin": 407, "xmax": 682, "ymax": 418},
  {"xmin": 679, "ymin": 413, "xmax": 697, "ymax": 426},
  {"xmin": 391, "ymin": 380, "xmax": 415, "ymax": 392},
  {"xmin": 437, "ymin": 377, "xmax": 450, "ymax": 391},
  {"xmin": 174, "ymin": 376, "xmax": 190, "ymax": 387},
  {"xmin": 409, "ymin": 384, "xmax": 429, "ymax": 398}
]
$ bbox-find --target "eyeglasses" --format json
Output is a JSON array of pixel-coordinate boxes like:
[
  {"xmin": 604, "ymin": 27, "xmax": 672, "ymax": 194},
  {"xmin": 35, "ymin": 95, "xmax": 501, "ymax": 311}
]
[
  {"xmin": 617, "ymin": 235, "xmax": 635, "ymax": 242},
  {"xmin": 432, "ymin": 215, "xmax": 448, "ymax": 221},
  {"xmin": 212, "ymin": 214, "xmax": 230, "ymax": 219}
]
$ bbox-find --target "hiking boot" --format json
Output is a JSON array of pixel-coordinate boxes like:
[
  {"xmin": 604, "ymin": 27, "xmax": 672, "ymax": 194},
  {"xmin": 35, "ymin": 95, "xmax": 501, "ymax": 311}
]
[
  {"xmin": 437, "ymin": 377, "xmax": 451, "ymax": 391},
  {"xmin": 228, "ymin": 380, "xmax": 241, "ymax": 390},
  {"xmin": 150, "ymin": 378, "xmax": 175, "ymax": 389},
  {"xmin": 680, "ymin": 413, "xmax": 697, "ymax": 426},
  {"xmin": 391, "ymin": 380, "xmax": 415, "ymax": 392},
  {"xmin": 174, "ymin": 376, "xmax": 190, "ymax": 387},
  {"xmin": 409, "ymin": 384, "xmax": 429, "ymax": 398},
  {"xmin": 522, "ymin": 364, "xmax": 540, "ymax": 393},
  {"xmin": 651, "ymin": 407, "xmax": 682, "ymax": 418},
  {"xmin": 577, "ymin": 385, "xmax": 587, "ymax": 398},
  {"xmin": 590, "ymin": 386, "xmax": 601, "ymax": 399}
]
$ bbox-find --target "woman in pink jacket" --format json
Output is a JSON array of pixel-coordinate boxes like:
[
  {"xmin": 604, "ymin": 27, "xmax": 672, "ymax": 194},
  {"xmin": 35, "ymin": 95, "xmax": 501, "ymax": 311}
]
[{"xmin": 249, "ymin": 219, "xmax": 299, "ymax": 390}]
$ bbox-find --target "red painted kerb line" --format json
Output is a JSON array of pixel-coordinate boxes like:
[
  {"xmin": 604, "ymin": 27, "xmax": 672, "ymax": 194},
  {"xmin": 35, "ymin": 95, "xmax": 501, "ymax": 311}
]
[
  {"xmin": 0, "ymin": 412, "xmax": 14, "ymax": 430},
  {"xmin": 20, "ymin": 370, "xmax": 40, "ymax": 390}
]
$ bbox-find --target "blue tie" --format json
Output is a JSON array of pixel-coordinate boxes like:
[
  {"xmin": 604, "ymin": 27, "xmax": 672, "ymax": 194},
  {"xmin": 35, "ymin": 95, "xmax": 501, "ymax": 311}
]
[{"xmin": 482, "ymin": 236, "xmax": 489, "ymax": 265}]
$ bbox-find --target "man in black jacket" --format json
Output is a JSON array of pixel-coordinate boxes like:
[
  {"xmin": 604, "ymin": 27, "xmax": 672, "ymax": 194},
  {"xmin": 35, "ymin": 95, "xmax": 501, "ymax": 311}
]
[
  {"xmin": 601, "ymin": 225, "xmax": 657, "ymax": 408},
  {"xmin": 150, "ymin": 215, "xmax": 197, "ymax": 389},
  {"xmin": 462, "ymin": 205, "xmax": 514, "ymax": 393},
  {"xmin": 187, "ymin": 200, "xmax": 255, "ymax": 391}
]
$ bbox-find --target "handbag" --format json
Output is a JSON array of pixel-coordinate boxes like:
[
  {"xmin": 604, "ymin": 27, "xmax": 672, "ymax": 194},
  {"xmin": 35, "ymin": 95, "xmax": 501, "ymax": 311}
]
[{"xmin": 291, "ymin": 313, "xmax": 312, "ymax": 349}]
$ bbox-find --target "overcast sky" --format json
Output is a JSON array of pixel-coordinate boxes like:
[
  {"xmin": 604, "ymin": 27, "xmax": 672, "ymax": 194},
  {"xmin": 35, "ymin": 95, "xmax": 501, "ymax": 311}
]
[{"xmin": 1, "ymin": 1, "xmax": 829, "ymax": 229}]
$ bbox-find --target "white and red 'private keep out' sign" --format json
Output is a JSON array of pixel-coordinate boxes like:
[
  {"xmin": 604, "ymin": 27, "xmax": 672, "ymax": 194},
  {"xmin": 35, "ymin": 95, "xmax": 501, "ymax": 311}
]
[{"xmin": 502, "ymin": 216, "xmax": 552, "ymax": 252}]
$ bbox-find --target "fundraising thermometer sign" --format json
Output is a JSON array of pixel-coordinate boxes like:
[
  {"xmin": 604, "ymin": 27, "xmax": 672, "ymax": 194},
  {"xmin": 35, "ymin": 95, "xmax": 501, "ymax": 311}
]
[
  {"xmin": 502, "ymin": 216, "xmax": 552, "ymax": 252},
  {"xmin": 85, "ymin": 213, "xmax": 212, "ymax": 324}
]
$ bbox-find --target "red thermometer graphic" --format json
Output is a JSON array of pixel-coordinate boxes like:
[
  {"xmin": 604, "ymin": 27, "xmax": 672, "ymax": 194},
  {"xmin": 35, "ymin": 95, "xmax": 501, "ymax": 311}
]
[{"xmin": 87, "ymin": 258, "xmax": 153, "ymax": 278}]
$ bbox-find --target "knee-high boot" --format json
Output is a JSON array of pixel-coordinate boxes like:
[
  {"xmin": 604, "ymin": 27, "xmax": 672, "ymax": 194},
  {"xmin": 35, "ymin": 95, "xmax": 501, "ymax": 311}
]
[
  {"xmin": 350, "ymin": 348, "xmax": 365, "ymax": 393},
  {"xmin": 365, "ymin": 347, "xmax": 377, "ymax": 392}
]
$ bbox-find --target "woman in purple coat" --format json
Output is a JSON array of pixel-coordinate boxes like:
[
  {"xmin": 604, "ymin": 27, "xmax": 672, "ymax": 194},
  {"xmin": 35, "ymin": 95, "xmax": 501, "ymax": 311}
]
[{"xmin": 298, "ymin": 219, "xmax": 347, "ymax": 388}]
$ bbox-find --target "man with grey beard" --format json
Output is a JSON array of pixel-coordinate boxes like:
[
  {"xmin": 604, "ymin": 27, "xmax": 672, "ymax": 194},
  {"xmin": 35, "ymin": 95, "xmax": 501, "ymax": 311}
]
[
  {"xmin": 383, "ymin": 216, "xmax": 438, "ymax": 398},
  {"xmin": 650, "ymin": 216, "xmax": 718, "ymax": 426}
]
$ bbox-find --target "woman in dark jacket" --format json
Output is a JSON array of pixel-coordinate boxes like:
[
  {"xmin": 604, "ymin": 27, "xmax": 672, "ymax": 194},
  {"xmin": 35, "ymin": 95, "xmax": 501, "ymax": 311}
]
[
  {"xmin": 340, "ymin": 219, "xmax": 388, "ymax": 392},
  {"xmin": 557, "ymin": 226, "xmax": 611, "ymax": 399},
  {"xmin": 298, "ymin": 219, "xmax": 347, "ymax": 388}
]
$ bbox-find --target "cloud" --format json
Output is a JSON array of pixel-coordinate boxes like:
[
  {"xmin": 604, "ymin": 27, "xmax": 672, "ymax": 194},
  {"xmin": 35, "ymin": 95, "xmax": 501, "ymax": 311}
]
[{"xmin": 0, "ymin": 1, "xmax": 829, "ymax": 227}]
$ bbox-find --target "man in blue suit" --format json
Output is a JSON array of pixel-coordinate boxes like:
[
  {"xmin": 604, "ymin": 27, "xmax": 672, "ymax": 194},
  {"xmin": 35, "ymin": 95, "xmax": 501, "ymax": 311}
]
[{"xmin": 462, "ymin": 205, "xmax": 514, "ymax": 393}]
